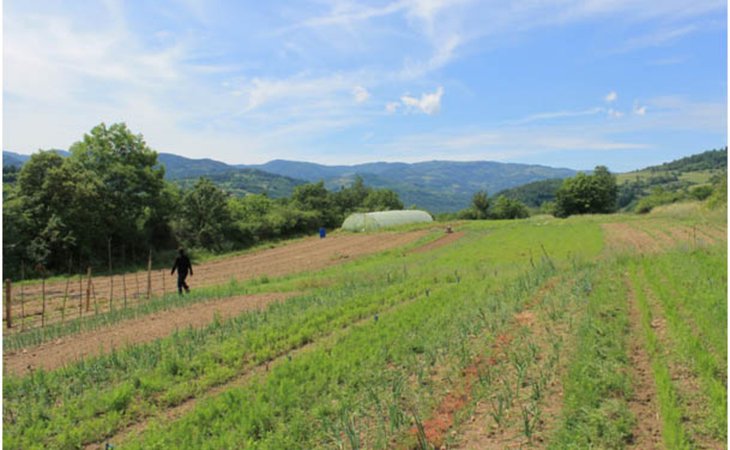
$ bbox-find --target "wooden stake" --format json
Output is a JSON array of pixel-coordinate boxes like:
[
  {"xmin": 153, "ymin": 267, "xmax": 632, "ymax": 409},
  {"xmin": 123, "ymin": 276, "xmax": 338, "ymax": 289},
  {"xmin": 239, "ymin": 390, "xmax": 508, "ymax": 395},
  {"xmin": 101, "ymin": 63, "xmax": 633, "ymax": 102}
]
[
  {"xmin": 122, "ymin": 272, "xmax": 128, "ymax": 309},
  {"xmin": 5, "ymin": 279, "xmax": 11, "ymax": 329},
  {"xmin": 122, "ymin": 246, "xmax": 128, "ymax": 309},
  {"xmin": 41, "ymin": 276, "xmax": 46, "ymax": 328},
  {"xmin": 108, "ymin": 238, "xmax": 113, "ymax": 311},
  {"xmin": 78, "ymin": 267, "xmax": 83, "ymax": 318},
  {"xmin": 147, "ymin": 250, "xmax": 152, "ymax": 300},
  {"xmin": 86, "ymin": 267, "xmax": 92, "ymax": 312},
  {"xmin": 62, "ymin": 275, "xmax": 70, "ymax": 323},
  {"xmin": 161, "ymin": 269, "xmax": 165, "ymax": 296},
  {"xmin": 20, "ymin": 262, "xmax": 25, "ymax": 331}
]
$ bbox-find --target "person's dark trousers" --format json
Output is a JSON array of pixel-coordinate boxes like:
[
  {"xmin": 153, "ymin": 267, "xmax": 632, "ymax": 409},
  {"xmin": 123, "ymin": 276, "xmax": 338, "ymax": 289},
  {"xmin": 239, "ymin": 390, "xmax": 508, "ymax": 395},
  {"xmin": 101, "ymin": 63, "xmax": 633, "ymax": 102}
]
[{"xmin": 177, "ymin": 273, "xmax": 190, "ymax": 295}]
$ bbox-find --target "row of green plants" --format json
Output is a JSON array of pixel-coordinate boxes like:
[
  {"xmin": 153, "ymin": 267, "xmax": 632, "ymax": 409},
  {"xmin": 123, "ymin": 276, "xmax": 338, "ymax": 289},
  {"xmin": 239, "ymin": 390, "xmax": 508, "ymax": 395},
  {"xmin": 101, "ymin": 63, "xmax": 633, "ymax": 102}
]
[
  {"xmin": 120, "ymin": 255, "xmax": 558, "ymax": 448},
  {"xmin": 629, "ymin": 263, "xmax": 690, "ymax": 449},
  {"xmin": 549, "ymin": 262, "xmax": 636, "ymax": 448},
  {"xmin": 445, "ymin": 271, "xmax": 586, "ymax": 448},
  {"xmin": 4, "ymin": 220, "xmax": 604, "ymax": 449},
  {"xmin": 633, "ymin": 248, "xmax": 727, "ymax": 443},
  {"xmin": 4, "ymin": 267, "xmax": 440, "ymax": 449}
]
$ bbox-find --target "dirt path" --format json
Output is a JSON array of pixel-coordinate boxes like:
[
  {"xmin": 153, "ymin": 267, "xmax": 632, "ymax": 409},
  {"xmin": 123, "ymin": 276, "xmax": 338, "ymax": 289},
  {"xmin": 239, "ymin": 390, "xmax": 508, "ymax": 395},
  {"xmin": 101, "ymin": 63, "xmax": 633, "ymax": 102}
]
[
  {"xmin": 7, "ymin": 230, "xmax": 429, "ymax": 331},
  {"xmin": 3, "ymin": 293, "xmax": 294, "ymax": 376},
  {"xmin": 624, "ymin": 276, "xmax": 663, "ymax": 449}
]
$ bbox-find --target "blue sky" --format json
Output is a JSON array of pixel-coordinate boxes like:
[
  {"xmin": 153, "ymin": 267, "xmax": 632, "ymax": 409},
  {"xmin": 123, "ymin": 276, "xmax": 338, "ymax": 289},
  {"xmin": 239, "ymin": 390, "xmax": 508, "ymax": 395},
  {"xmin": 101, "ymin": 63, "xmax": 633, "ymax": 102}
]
[{"xmin": 3, "ymin": 0, "xmax": 727, "ymax": 171}]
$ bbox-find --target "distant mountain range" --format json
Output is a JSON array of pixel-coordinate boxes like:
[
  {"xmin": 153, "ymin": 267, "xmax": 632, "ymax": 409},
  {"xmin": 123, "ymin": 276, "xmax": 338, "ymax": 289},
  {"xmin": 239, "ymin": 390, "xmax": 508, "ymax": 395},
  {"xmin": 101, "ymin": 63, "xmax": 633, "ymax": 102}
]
[
  {"xmin": 4, "ymin": 149, "xmax": 578, "ymax": 212},
  {"xmin": 239, "ymin": 159, "xmax": 578, "ymax": 212},
  {"xmin": 4, "ymin": 148, "xmax": 723, "ymax": 212}
]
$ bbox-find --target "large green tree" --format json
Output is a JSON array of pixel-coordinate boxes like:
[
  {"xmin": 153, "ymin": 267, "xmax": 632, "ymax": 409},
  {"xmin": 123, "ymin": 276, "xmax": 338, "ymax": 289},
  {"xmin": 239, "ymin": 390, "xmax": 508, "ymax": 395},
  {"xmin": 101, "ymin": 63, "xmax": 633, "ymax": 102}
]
[
  {"xmin": 177, "ymin": 177, "xmax": 234, "ymax": 251},
  {"xmin": 69, "ymin": 123, "xmax": 167, "ymax": 251},
  {"xmin": 554, "ymin": 166, "xmax": 618, "ymax": 218},
  {"xmin": 5, "ymin": 123, "xmax": 170, "ymax": 274}
]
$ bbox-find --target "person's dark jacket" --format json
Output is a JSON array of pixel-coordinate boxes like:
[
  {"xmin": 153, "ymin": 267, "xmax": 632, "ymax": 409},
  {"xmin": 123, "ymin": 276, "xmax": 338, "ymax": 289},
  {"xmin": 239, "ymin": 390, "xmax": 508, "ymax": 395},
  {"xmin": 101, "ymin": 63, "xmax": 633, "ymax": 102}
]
[{"xmin": 171, "ymin": 254, "xmax": 193, "ymax": 277}]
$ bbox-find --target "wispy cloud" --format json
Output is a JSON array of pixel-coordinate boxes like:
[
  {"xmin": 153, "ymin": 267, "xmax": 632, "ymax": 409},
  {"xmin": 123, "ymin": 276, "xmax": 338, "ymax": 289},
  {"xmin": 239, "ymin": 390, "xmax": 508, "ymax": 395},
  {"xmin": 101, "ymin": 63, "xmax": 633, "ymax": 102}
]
[
  {"xmin": 619, "ymin": 24, "xmax": 698, "ymax": 52},
  {"xmin": 353, "ymin": 85, "xmax": 370, "ymax": 103},
  {"xmin": 633, "ymin": 101, "xmax": 647, "ymax": 116},
  {"xmin": 506, "ymin": 107, "xmax": 605, "ymax": 125},
  {"xmin": 604, "ymin": 91, "xmax": 618, "ymax": 103},
  {"xmin": 399, "ymin": 86, "xmax": 444, "ymax": 115}
]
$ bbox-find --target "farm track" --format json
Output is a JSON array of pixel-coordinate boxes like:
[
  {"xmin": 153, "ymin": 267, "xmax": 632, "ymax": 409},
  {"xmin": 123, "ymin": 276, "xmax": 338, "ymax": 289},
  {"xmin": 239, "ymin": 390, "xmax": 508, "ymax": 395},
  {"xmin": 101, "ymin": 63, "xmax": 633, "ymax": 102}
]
[
  {"xmin": 426, "ymin": 276, "xmax": 565, "ymax": 449},
  {"xmin": 3, "ymin": 292, "xmax": 295, "ymax": 376},
  {"xmin": 635, "ymin": 268, "xmax": 725, "ymax": 449},
  {"xmin": 6, "ymin": 231, "xmax": 429, "ymax": 331},
  {"xmin": 624, "ymin": 276, "xmax": 663, "ymax": 449},
  {"xmin": 85, "ymin": 285, "xmax": 427, "ymax": 450}
]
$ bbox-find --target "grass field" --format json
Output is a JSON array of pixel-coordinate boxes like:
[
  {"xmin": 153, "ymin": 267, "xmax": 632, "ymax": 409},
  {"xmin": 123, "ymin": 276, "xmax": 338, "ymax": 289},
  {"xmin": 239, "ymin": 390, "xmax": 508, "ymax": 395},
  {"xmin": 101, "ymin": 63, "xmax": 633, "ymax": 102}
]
[{"xmin": 3, "ymin": 203, "xmax": 726, "ymax": 449}]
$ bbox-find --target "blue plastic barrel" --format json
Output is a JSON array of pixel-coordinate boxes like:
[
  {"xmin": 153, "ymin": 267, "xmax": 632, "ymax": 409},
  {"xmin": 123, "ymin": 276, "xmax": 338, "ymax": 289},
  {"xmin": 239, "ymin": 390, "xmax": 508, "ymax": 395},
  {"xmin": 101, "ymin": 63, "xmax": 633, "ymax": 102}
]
[{"xmin": 319, "ymin": 227, "xmax": 326, "ymax": 238}]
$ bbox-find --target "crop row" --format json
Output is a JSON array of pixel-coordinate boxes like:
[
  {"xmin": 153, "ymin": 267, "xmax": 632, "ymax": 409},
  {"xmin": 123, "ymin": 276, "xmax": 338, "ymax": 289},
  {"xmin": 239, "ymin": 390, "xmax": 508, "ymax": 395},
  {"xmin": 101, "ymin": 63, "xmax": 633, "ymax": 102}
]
[
  {"xmin": 120, "ymin": 263, "xmax": 557, "ymax": 448},
  {"xmin": 630, "ymin": 246, "xmax": 726, "ymax": 446}
]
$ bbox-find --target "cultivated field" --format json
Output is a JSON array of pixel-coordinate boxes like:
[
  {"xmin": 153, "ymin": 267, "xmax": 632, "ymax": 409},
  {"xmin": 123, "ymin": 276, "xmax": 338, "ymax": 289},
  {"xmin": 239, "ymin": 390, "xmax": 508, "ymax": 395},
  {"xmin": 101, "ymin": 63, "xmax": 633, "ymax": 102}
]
[{"xmin": 3, "ymin": 203, "xmax": 726, "ymax": 449}]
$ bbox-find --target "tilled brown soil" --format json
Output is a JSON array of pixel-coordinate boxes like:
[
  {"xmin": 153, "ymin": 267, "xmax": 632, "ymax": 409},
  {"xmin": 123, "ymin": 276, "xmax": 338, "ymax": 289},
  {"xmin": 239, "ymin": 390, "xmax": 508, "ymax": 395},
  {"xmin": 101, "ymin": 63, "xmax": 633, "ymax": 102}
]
[
  {"xmin": 7, "ymin": 230, "xmax": 429, "ymax": 331},
  {"xmin": 5, "ymin": 230, "xmax": 437, "ymax": 375},
  {"xmin": 4, "ymin": 293, "xmax": 294, "ymax": 377}
]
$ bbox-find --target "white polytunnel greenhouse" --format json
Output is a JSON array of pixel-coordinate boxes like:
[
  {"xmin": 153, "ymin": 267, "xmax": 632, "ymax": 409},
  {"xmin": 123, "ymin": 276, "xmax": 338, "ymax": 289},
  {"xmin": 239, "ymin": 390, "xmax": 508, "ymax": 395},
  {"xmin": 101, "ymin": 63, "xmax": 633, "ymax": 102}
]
[{"xmin": 341, "ymin": 210, "xmax": 433, "ymax": 232}]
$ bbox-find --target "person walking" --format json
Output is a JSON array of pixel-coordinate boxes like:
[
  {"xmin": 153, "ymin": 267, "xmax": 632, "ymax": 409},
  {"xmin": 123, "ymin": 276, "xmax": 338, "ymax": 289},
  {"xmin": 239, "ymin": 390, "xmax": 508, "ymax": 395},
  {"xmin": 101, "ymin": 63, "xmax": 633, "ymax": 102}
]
[{"xmin": 171, "ymin": 248, "xmax": 193, "ymax": 295}]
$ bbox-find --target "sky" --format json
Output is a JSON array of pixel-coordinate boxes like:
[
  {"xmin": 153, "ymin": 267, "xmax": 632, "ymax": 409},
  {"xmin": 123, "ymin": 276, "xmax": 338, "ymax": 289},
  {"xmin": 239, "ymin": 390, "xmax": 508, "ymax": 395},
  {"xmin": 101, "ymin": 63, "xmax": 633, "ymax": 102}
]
[{"xmin": 3, "ymin": 0, "xmax": 728, "ymax": 171}]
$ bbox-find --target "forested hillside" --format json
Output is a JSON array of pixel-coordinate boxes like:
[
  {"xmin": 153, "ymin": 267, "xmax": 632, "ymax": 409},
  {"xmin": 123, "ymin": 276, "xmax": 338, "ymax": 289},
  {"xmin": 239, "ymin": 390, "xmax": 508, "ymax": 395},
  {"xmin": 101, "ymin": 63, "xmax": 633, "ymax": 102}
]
[
  {"xmin": 493, "ymin": 148, "xmax": 727, "ymax": 212},
  {"xmin": 246, "ymin": 159, "xmax": 578, "ymax": 212}
]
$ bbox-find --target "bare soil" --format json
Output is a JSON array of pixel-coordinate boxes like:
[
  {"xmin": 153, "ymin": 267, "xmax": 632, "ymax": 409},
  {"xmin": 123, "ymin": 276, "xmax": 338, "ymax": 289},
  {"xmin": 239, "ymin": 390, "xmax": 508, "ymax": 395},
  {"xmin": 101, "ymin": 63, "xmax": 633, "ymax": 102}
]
[{"xmin": 3, "ymin": 293, "xmax": 294, "ymax": 376}]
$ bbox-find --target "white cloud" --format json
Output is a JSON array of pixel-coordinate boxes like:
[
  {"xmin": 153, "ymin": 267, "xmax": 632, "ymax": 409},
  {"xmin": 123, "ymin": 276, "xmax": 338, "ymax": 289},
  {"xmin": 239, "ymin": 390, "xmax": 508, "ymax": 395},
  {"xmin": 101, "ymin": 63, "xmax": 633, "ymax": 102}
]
[
  {"xmin": 400, "ymin": 86, "xmax": 444, "ymax": 115},
  {"xmin": 633, "ymin": 101, "xmax": 647, "ymax": 115},
  {"xmin": 604, "ymin": 91, "xmax": 618, "ymax": 103},
  {"xmin": 353, "ymin": 85, "xmax": 370, "ymax": 103},
  {"xmin": 385, "ymin": 101, "xmax": 401, "ymax": 114}
]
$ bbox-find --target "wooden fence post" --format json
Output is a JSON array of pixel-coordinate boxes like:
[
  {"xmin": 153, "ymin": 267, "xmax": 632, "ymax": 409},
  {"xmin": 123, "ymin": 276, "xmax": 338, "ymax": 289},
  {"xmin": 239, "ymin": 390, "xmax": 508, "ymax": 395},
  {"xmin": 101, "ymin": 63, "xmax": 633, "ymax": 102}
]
[
  {"xmin": 108, "ymin": 238, "xmax": 113, "ymax": 312},
  {"xmin": 5, "ymin": 279, "xmax": 11, "ymax": 329},
  {"xmin": 122, "ymin": 272, "xmax": 128, "ymax": 309},
  {"xmin": 20, "ymin": 263, "xmax": 25, "ymax": 331},
  {"xmin": 147, "ymin": 250, "xmax": 152, "ymax": 300},
  {"xmin": 62, "ymin": 276, "xmax": 70, "ymax": 323},
  {"xmin": 86, "ymin": 267, "xmax": 92, "ymax": 312},
  {"xmin": 78, "ymin": 269, "xmax": 83, "ymax": 318},
  {"xmin": 122, "ymin": 245, "xmax": 128, "ymax": 309},
  {"xmin": 41, "ymin": 275, "xmax": 46, "ymax": 328}
]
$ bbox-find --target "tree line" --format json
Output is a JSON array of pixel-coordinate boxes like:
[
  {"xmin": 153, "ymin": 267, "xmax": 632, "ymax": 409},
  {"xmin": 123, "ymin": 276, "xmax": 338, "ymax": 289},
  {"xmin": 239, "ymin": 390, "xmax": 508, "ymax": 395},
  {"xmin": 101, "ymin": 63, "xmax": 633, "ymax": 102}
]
[{"xmin": 2, "ymin": 123, "xmax": 403, "ymax": 279}]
